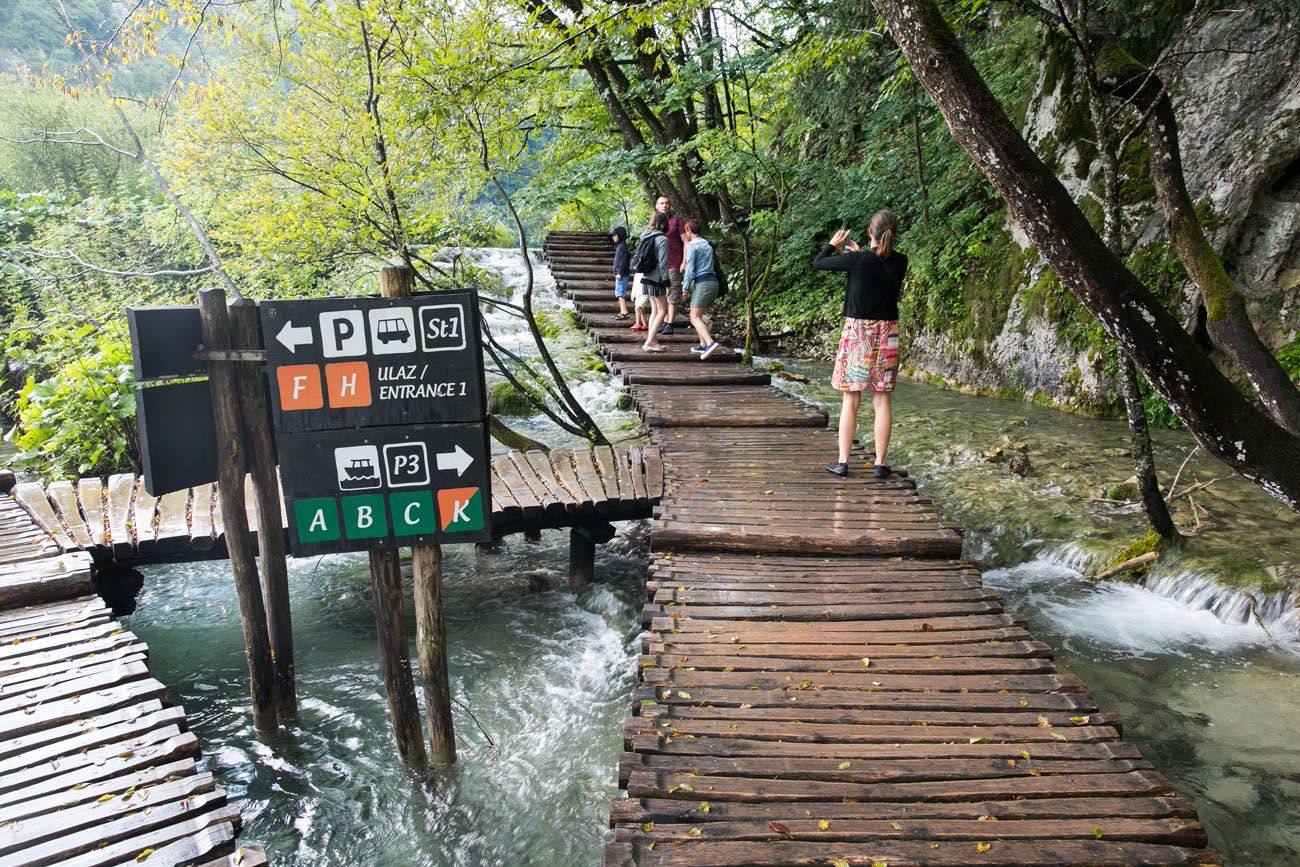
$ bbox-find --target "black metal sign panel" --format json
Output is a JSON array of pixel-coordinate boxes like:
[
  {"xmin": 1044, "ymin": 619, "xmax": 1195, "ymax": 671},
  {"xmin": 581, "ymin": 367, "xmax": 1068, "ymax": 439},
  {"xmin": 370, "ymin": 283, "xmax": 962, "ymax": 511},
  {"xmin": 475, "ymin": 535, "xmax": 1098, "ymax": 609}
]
[
  {"xmin": 277, "ymin": 422, "xmax": 493, "ymax": 555},
  {"xmin": 127, "ymin": 306, "xmax": 206, "ymax": 381},
  {"xmin": 136, "ymin": 380, "xmax": 219, "ymax": 496},
  {"xmin": 259, "ymin": 292, "xmax": 486, "ymax": 434}
]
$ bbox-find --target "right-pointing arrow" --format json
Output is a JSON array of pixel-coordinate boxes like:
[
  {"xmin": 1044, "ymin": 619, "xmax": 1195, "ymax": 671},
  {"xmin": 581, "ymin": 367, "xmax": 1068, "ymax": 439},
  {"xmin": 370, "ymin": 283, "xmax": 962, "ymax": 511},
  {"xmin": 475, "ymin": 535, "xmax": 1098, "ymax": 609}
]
[
  {"xmin": 276, "ymin": 320, "xmax": 314, "ymax": 353},
  {"xmin": 436, "ymin": 444, "xmax": 474, "ymax": 477}
]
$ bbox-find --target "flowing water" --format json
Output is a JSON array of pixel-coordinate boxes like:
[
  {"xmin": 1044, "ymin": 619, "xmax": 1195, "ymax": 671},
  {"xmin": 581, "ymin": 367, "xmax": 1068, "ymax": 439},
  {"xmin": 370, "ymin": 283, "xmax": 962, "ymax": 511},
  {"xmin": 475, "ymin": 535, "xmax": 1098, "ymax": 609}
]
[{"xmin": 98, "ymin": 249, "xmax": 1300, "ymax": 865}]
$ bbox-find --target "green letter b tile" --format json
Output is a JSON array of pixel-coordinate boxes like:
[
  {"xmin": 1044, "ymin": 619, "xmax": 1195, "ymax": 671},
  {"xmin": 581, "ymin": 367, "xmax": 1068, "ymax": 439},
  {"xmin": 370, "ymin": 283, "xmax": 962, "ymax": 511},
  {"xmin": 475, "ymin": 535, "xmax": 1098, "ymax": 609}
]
[{"xmin": 342, "ymin": 494, "xmax": 388, "ymax": 539}]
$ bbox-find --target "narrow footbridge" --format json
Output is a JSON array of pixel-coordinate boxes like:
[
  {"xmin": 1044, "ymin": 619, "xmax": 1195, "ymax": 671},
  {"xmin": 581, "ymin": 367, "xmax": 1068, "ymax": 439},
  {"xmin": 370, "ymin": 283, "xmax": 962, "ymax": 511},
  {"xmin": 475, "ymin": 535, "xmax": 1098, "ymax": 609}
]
[
  {"xmin": 545, "ymin": 230, "xmax": 1222, "ymax": 867},
  {"xmin": 9, "ymin": 445, "xmax": 662, "ymax": 566},
  {"xmin": 0, "ymin": 480, "xmax": 268, "ymax": 867}
]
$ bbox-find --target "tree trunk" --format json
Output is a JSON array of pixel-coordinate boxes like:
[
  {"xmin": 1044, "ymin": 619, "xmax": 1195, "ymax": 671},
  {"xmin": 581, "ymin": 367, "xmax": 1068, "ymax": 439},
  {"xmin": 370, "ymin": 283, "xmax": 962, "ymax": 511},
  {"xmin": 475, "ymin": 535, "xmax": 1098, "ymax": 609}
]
[
  {"xmin": 1117, "ymin": 356, "xmax": 1180, "ymax": 540},
  {"xmin": 873, "ymin": 0, "xmax": 1300, "ymax": 510}
]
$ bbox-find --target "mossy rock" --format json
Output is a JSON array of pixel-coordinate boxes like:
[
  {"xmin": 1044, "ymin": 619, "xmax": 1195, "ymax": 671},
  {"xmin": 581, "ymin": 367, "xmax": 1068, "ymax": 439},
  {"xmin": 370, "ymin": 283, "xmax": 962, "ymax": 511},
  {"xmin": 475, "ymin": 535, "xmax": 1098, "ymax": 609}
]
[
  {"xmin": 488, "ymin": 380, "xmax": 535, "ymax": 416},
  {"xmin": 582, "ymin": 356, "xmax": 608, "ymax": 373},
  {"xmin": 1106, "ymin": 529, "xmax": 1163, "ymax": 579},
  {"xmin": 615, "ymin": 392, "xmax": 635, "ymax": 411},
  {"xmin": 534, "ymin": 312, "xmax": 563, "ymax": 339}
]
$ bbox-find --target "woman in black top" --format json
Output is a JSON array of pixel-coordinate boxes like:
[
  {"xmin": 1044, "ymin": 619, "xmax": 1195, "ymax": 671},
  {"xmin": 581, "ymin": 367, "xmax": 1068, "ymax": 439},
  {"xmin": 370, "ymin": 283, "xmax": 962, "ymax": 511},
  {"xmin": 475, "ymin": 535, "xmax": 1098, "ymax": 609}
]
[{"xmin": 811, "ymin": 210, "xmax": 908, "ymax": 478}]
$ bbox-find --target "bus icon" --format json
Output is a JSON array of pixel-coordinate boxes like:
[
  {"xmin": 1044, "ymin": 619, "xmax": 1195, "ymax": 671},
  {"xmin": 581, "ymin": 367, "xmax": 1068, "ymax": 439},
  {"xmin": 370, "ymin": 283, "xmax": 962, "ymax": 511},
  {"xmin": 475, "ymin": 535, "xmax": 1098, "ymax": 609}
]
[
  {"xmin": 367, "ymin": 307, "xmax": 416, "ymax": 355},
  {"xmin": 376, "ymin": 316, "xmax": 410, "ymax": 344}
]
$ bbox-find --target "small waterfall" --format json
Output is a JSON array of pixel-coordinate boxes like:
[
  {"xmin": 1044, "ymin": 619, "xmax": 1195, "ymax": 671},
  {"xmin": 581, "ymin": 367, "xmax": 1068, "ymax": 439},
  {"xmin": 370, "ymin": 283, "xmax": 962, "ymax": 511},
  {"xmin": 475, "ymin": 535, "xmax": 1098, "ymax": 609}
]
[{"xmin": 1144, "ymin": 571, "xmax": 1298, "ymax": 634}]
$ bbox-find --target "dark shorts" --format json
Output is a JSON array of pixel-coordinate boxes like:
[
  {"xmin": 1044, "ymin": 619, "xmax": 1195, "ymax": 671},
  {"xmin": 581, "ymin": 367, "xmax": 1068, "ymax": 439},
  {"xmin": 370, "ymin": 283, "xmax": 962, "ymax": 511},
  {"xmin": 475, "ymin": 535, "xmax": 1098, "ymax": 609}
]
[{"xmin": 643, "ymin": 280, "xmax": 666, "ymax": 298}]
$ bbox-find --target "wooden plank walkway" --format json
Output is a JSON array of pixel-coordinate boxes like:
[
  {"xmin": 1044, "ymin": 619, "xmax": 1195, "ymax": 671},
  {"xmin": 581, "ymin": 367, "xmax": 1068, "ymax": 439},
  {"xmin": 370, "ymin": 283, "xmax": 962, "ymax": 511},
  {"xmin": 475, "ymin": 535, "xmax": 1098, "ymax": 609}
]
[
  {"xmin": 8, "ymin": 445, "xmax": 663, "ymax": 566},
  {"xmin": 0, "ymin": 477, "xmax": 267, "ymax": 866},
  {"xmin": 543, "ymin": 230, "xmax": 1221, "ymax": 866}
]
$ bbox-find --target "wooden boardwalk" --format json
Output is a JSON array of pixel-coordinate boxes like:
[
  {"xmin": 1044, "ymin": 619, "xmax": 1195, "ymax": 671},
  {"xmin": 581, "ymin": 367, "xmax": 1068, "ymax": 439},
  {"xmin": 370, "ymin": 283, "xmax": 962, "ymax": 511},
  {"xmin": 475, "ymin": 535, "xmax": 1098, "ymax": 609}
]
[
  {"xmin": 9, "ymin": 445, "xmax": 662, "ymax": 566},
  {"xmin": 544, "ymin": 231, "xmax": 1221, "ymax": 866},
  {"xmin": 0, "ymin": 479, "xmax": 267, "ymax": 867}
]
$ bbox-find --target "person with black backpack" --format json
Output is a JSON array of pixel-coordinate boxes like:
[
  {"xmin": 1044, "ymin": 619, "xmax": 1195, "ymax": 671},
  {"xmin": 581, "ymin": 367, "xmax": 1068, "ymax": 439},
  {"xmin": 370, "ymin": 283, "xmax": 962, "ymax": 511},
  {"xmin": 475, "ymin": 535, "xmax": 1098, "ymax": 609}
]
[
  {"xmin": 680, "ymin": 218, "xmax": 725, "ymax": 360},
  {"xmin": 632, "ymin": 212, "xmax": 671, "ymax": 352}
]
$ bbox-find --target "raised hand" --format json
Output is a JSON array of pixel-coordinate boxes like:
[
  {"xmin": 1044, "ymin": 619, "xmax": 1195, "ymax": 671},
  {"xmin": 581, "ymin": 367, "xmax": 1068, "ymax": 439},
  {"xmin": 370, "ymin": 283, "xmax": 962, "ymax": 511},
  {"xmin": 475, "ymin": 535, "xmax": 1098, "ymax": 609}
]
[
  {"xmin": 830, "ymin": 228, "xmax": 852, "ymax": 249},
  {"xmin": 845, "ymin": 239, "xmax": 861, "ymax": 252}
]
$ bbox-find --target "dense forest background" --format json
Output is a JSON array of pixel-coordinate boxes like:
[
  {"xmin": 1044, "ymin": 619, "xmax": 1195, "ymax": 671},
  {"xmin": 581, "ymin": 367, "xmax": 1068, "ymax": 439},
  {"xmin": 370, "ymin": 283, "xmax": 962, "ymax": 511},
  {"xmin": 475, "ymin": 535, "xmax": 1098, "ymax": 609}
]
[{"xmin": 1, "ymin": 0, "xmax": 1297, "ymax": 483}]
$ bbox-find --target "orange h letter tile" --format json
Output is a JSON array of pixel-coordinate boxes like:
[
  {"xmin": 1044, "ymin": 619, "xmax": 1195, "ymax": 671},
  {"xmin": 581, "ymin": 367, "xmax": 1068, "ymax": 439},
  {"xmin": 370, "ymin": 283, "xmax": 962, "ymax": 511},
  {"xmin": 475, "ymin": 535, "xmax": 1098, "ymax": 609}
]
[{"xmin": 326, "ymin": 361, "xmax": 372, "ymax": 408}]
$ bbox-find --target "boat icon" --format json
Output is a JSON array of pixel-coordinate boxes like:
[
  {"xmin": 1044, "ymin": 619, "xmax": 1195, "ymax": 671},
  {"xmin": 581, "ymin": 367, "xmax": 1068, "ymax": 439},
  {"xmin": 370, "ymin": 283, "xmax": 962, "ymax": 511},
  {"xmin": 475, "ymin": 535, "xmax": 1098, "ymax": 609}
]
[{"xmin": 335, "ymin": 445, "xmax": 383, "ymax": 490}]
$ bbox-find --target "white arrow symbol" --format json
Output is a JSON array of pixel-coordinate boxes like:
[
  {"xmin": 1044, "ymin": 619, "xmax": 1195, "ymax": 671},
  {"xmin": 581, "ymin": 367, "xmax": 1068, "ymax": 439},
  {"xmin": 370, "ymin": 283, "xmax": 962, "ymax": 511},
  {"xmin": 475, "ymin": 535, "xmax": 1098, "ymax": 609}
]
[
  {"xmin": 436, "ymin": 444, "xmax": 474, "ymax": 477},
  {"xmin": 276, "ymin": 321, "xmax": 313, "ymax": 353}
]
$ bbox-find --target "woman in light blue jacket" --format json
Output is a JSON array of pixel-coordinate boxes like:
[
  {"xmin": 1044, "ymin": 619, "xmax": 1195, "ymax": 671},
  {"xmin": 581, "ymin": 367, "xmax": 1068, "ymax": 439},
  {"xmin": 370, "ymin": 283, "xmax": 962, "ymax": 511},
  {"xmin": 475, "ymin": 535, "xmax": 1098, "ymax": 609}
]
[{"xmin": 680, "ymin": 218, "xmax": 722, "ymax": 359}]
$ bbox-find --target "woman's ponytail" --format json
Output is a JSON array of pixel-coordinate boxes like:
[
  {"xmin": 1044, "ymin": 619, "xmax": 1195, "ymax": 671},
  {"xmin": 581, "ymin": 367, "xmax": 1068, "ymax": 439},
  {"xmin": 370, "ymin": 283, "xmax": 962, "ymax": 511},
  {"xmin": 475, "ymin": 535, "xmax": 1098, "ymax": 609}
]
[{"xmin": 869, "ymin": 210, "xmax": 899, "ymax": 259}]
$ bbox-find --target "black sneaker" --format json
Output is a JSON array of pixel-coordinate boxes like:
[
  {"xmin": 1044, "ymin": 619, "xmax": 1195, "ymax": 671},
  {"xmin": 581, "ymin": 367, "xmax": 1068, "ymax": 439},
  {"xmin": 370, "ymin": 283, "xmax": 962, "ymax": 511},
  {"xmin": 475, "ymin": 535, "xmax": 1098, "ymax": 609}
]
[
  {"xmin": 612, "ymin": 312, "xmax": 629, "ymax": 320},
  {"xmin": 660, "ymin": 324, "xmax": 674, "ymax": 335},
  {"xmin": 824, "ymin": 462, "xmax": 848, "ymax": 477},
  {"xmin": 873, "ymin": 464, "xmax": 890, "ymax": 479}
]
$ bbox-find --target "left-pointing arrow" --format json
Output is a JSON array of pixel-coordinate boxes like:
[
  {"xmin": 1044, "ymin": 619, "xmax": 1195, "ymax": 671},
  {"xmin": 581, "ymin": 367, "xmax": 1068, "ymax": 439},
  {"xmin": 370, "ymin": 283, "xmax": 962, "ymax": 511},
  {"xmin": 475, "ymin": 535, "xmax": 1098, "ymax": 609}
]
[
  {"xmin": 277, "ymin": 321, "xmax": 313, "ymax": 353},
  {"xmin": 436, "ymin": 444, "xmax": 474, "ymax": 477}
]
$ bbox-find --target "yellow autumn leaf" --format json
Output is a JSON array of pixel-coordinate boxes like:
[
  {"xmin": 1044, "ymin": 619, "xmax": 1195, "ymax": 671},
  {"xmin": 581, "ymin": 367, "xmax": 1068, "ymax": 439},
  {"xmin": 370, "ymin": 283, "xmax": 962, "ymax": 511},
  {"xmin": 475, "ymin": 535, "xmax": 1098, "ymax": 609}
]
[
  {"xmin": 136, "ymin": 849, "xmax": 154, "ymax": 862},
  {"xmin": 687, "ymin": 827, "xmax": 701, "ymax": 837},
  {"xmin": 818, "ymin": 819, "xmax": 830, "ymax": 830},
  {"xmin": 699, "ymin": 801, "xmax": 710, "ymax": 813},
  {"xmin": 860, "ymin": 657, "xmax": 870, "ymax": 668},
  {"xmin": 969, "ymin": 736, "xmax": 988, "ymax": 744},
  {"xmin": 837, "ymin": 761, "xmax": 852, "ymax": 770},
  {"xmin": 977, "ymin": 841, "xmax": 991, "ymax": 853}
]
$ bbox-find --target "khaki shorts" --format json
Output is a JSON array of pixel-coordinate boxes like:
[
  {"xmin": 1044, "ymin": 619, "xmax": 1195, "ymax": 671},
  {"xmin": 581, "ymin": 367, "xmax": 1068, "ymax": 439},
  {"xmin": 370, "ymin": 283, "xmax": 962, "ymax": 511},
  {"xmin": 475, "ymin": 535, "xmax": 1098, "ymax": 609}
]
[{"xmin": 666, "ymin": 269, "xmax": 684, "ymax": 305}]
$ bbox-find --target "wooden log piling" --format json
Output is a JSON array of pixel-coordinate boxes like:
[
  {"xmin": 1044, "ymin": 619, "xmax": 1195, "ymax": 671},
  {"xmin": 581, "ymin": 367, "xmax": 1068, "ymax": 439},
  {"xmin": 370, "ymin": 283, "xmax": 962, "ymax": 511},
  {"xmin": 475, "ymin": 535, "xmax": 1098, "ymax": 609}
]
[{"xmin": 198, "ymin": 287, "xmax": 277, "ymax": 732}]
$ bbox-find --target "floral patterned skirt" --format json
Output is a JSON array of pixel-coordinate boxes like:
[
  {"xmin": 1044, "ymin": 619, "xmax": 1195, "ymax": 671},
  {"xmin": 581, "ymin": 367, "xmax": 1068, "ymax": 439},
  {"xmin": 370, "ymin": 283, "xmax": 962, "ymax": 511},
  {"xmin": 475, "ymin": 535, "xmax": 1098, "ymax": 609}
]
[{"xmin": 831, "ymin": 318, "xmax": 900, "ymax": 393}]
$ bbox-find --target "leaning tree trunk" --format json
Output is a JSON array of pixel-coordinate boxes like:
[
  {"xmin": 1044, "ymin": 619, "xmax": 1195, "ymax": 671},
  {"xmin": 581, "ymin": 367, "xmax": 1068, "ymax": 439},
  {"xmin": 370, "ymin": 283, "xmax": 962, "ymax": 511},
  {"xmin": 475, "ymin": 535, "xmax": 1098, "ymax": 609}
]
[{"xmin": 872, "ymin": 0, "xmax": 1300, "ymax": 510}]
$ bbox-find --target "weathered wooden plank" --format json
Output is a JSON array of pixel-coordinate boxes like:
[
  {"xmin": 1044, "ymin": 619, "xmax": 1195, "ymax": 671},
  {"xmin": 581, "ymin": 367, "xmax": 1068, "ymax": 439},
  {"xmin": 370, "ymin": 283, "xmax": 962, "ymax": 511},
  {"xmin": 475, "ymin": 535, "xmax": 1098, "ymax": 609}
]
[
  {"xmin": 106, "ymin": 473, "xmax": 137, "ymax": 559},
  {"xmin": 76, "ymin": 478, "xmax": 105, "ymax": 547},
  {"xmin": 47, "ymin": 480, "xmax": 93, "ymax": 550},
  {"xmin": 155, "ymin": 488, "xmax": 192, "ymax": 554},
  {"xmin": 0, "ymin": 769, "xmax": 214, "ymax": 858},
  {"xmin": 190, "ymin": 483, "xmax": 216, "ymax": 551},
  {"xmin": 11, "ymin": 484, "xmax": 74, "ymax": 552},
  {"xmin": 606, "ymin": 838, "xmax": 1220, "ymax": 866},
  {"xmin": 132, "ymin": 481, "xmax": 159, "ymax": 558},
  {"xmin": 590, "ymin": 446, "xmax": 621, "ymax": 504},
  {"xmin": 642, "ymin": 446, "xmax": 664, "ymax": 501},
  {"xmin": 0, "ymin": 758, "xmax": 198, "ymax": 827}
]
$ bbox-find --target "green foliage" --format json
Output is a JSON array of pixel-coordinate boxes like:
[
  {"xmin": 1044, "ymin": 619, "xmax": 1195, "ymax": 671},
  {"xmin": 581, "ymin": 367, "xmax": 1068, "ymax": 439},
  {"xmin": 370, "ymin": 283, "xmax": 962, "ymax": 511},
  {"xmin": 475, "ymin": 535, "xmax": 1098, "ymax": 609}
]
[
  {"xmin": 487, "ymin": 380, "xmax": 535, "ymax": 416},
  {"xmin": 5, "ymin": 317, "xmax": 137, "ymax": 479}
]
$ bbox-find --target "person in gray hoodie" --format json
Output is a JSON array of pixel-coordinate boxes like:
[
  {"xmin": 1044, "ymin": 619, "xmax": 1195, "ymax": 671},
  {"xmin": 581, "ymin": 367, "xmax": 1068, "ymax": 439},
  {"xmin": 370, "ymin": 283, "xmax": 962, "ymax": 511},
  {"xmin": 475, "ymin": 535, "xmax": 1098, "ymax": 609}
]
[{"xmin": 637, "ymin": 212, "xmax": 671, "ymax": 351}]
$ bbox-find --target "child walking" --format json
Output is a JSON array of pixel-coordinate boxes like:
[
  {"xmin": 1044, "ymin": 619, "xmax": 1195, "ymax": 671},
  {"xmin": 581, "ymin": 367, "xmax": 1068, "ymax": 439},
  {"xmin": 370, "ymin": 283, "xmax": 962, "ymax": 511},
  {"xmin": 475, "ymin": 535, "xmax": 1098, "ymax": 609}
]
[
  {"xmin": 611, "ymin": 226, "xmax": 630, "ymax": 320},
  {"xmin": 811, "ymin": 210, "xmax": 908, "ymax": 478}
]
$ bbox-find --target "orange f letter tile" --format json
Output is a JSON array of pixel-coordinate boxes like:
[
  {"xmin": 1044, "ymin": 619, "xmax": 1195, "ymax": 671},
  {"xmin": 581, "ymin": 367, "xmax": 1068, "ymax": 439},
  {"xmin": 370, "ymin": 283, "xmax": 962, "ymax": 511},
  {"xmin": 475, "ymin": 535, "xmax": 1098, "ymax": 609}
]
[{"xmin": 278, "ymin": 365, "xmax": 323, "ymax": 410}]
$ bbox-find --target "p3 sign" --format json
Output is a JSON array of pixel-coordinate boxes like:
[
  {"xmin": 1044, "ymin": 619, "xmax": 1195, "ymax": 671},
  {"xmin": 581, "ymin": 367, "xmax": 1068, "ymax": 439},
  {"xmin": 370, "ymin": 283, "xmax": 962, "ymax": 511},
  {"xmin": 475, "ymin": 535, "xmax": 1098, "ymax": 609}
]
[{"xmin": 278, "ymin": 423, "xmax": 493, "ymax": 554}]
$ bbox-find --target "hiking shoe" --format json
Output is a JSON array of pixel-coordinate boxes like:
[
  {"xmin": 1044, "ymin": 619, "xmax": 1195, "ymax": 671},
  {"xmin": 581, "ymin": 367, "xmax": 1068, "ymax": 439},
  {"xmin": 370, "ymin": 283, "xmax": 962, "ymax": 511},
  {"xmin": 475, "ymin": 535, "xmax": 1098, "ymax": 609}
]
[
  {"xmin": 824, "ymin": 462, "xmax": 848, "ymax": 477},
  {"xmin": 689, "ymin": 345, "xmax": 707, "ymax": 354},
  {"xmin": 700, "ymin": 341, "xmax": 721, "ymax": 359},
  {"xmin": 873, "ymin": 464, "xmax": 891, "ymax": 479},
  {"xmin": 612, "ymin": 312, "xmax": 628, "ymax": 320},
  {"xmin": 660, "ymin": 324, "xmax": 674, "ymax": 335}
]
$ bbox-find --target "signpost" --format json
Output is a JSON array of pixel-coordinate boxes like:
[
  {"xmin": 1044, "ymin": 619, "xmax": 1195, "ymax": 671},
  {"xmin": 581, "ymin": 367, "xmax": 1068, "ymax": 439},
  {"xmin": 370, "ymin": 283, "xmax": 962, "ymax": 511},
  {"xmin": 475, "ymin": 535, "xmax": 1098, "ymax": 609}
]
[{"xmin": 259, "ymin": 291, "xmax": 493, "ymax": 556}]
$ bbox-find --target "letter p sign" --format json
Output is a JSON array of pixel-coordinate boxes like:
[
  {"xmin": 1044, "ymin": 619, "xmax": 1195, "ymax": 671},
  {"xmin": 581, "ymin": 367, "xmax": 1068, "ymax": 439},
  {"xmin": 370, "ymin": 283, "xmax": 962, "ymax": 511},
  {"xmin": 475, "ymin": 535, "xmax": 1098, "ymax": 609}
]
[{"xmin": 320, "ymin": 310, "xmax": 367, "ymax": 358}]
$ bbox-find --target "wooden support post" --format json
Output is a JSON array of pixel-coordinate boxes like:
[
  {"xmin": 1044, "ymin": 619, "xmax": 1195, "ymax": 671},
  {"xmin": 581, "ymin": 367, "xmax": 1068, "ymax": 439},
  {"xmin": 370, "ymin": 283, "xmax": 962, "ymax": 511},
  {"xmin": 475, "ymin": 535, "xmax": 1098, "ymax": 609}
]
[
  {"xmin": 0, "ymin": 469, "xmax": 15, "ymax": 495},
  {"xmin": 413, "ymin": 546, "xmax": 456, "ymax": 764},
  {"xmin": 198, "ymin": 288, "xmax": 277, "ymax": 732},
  {"xmin": 569, "ymin": 527, "xmax": 595, "ymax": 591},
  {"xmin": 375, "ymin": 264, "xmax": 455, "ymax": 765},
  {"xmin": 230, "ymin": 299, "xmax": 297, "ymax": 718},
  {"xmin": 524, "ymin": 529, "xmax": 542, "ymax": 542},
  {"xmin": 369, "ymin": 549, "xmax": 426, "ymax": 765}
]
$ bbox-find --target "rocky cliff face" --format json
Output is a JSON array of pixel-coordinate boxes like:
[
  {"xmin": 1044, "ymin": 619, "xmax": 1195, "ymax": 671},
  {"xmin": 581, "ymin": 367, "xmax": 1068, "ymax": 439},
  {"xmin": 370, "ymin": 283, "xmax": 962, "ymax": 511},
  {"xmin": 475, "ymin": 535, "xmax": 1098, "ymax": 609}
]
[{"xmin": 905, "ymin": 10, "xmax": 1300, "ymax": 412}]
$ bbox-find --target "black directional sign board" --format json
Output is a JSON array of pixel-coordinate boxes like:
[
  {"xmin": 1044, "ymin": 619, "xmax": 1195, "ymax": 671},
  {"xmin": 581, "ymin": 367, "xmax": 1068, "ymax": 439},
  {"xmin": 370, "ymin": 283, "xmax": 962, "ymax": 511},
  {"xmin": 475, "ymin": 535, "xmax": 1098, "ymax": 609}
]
[
  {"xmin": 277, "ymin": 423, "xmax": 492, "ymax": 554},
  {"xmin": 259, "ymin": 290, "xmax": 492, "ymax": 556},
  {"xmin": 259, "ymin": 292, "xmax": 485, "ymax": 433}
]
